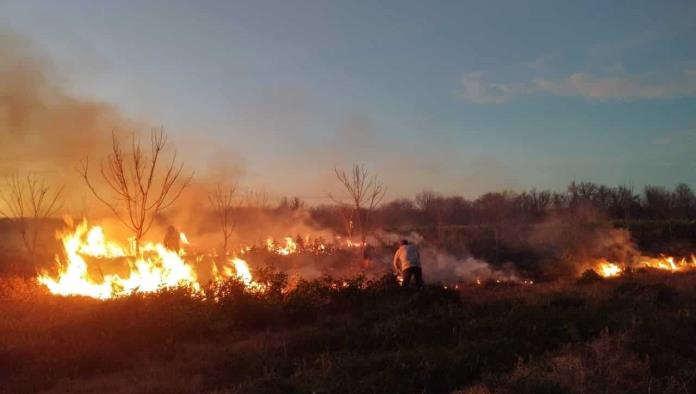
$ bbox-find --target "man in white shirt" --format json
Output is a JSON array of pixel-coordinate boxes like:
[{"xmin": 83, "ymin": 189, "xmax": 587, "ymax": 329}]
[{"xmin": 392, "ymin": 239, "xmax": 423, "ymax": 289}]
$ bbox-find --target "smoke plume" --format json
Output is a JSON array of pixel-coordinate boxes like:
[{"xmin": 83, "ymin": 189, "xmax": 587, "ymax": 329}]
[{"xmin": 0, "ymin": 32, "xmax": 139, "ymax": 213}]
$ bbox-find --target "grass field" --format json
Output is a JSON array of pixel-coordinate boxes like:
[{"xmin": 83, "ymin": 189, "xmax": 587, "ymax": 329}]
[{"xmin": 2, "ymin": 269, "xmax": 695, "ymax": 393}]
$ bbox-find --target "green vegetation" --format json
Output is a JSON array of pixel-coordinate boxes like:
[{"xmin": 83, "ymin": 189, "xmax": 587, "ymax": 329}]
[{"xmin": 2, "ymin": 270, "xmax": 695, "ymax": 393}]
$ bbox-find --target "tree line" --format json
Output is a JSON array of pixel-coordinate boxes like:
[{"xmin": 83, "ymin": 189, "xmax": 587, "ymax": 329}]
[{"xmin": 307, "ymin": 181, "xmax": 696, "ymax": 232}]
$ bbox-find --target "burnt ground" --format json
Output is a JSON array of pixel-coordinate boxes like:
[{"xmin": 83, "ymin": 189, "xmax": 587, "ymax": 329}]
[{"xmin": 1, "ymin": 270, "xmax": 695, "ymax": 393}]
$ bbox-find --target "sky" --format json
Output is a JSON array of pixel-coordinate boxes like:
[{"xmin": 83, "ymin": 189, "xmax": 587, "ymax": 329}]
[{"xmin": 1, "ymin": 0, "xmax": 695, "ymax": 201}]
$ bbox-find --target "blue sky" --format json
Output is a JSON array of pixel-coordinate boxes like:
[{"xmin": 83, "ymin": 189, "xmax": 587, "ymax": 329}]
[{"xmin": 1, "ymin": 0, "xmax": 695, "ymax": 200}]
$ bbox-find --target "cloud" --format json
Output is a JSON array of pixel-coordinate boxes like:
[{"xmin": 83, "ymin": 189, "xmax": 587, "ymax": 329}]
[
  {"xmin": 536, "ymin": 70, "xmax": 696, "ymax": 100},
  {"xmin": 459, "ymin": 67, "xmax": 696, "ymax": 104},
  {"xmin": 459, "ymin": 72, "xmax": 532, "ymax": 104}
]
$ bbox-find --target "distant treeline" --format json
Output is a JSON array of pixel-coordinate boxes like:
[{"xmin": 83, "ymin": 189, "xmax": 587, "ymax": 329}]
[{"xmin": 306, "ymin": 181, "xmax": 696, "ymax": 230}]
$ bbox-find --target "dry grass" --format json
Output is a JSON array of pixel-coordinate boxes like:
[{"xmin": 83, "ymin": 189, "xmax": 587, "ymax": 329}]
[{"xmin": 1, "ymin": 271, "xmax": 696, "ymax": 393}]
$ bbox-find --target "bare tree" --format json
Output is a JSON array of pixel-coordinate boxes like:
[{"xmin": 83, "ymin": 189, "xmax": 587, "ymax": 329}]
[
  {"xmin": 243, "ymin": 188, "xmax": 270, "ymax": 209},
  {"xmin": 0, "ymin": 173, "xmax": 63, "ymax": 257},
  {"xmin": 80, "ymin": 128, "xmax": 192, "ymax": 255},
  {"xmin": 673, "ymin": 183, "xmax": 695, "ymax": 219},
  {"xmin": 329, "ymin": 164, "xmax": 386, "ymax": 258},
  {"xmin": 416, "ymin": 190, "xmax": 445, "ymax": 243},
  {"xmin": 277, "ymin": 196, "xmax": 305, "ymax": 211},
  {"xmin": 337, "ymin": 204, "xmax": 355, "ymax": 239},
  {"xmin": 208, "ymin": 184, "xmax": 237, "ymax": 255},
  {"xmin": 608, "ymin": 184, "xmax": 638, "ymax": 224},
  {"xmin": 517, "ymin": 189, "xmax": 551, "ymax": 217}
]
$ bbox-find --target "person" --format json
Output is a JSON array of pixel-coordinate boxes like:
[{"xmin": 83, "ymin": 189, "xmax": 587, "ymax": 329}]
[
  {"xmin": 163, "ymin": 225, "xmax": 180, "ymax": 252},
  {"xmin": 392, "ymin": 239, "xmax": 423, "ymax": 289},
  {"xmin": 360, "ymin": 244, "xmax": 374, "ymax": 270}
]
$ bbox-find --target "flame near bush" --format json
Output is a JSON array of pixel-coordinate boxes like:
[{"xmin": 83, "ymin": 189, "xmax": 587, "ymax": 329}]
[
  {"xmin": 37, "ymin": 220, "xmax": 253, "ymax": 299},
  {"xmin": 36, "ymin": 220, "xmax": 367, "ymax": 299},
  {"xmin": 592, "ymin": 255, "xmax": 696, "ymax": 278},
  {"xmin": 36, "ymin": 219, "xmax": 696, "ymax": 300}
]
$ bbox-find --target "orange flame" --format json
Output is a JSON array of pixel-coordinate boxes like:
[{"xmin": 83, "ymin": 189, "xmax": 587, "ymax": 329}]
[
  {"xmin": 595, "ymin": 260, "xmax": 623, "ymax": 277},
  {"xmin": 37, "ymin": 220, "xmax": 254, "ymax": 299},
  {"xmin": 265, "ymin": 237, "xmax": 298, "ymax": 255},
  {"xmin": 592, "ymin": 255, "xmax": 696, "ymax": 278}
]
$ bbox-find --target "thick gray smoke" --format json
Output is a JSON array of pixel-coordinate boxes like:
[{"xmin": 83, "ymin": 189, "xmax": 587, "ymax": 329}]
[
  {"xmin": 526, "ymin": 212, "xmax": 639, "ymax": 277},
  {"xmin": 0, "ymin": 32, "xmax": 140, "ymax": 215},
  {"xmin": 419, "ymin": 247, "xmax": 519, "ymax": 283},
  {"xmin": 371, "ymin": 230, "xmax": 521, "ymax": 284}
]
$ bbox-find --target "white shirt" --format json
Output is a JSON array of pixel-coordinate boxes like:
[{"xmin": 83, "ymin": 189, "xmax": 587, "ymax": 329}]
[{"xmin": 392, "ymin": 244, "xmax": 421, "ymax": 273}]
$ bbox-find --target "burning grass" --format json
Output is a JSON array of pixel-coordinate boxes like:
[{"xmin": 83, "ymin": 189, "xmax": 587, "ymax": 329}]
[
  {"xmin": 589, "ymin": 255, "xmax": 696, "ymax": 280},
  {"xmin": 2, "ymin": 270, "xmax": 696, "ymax": 393},
  {"xmin": 34, "ymin": 218, "xmax": 696, "ymax": 302},
  {"xmin": 3, "ymin": 218, "xmax": 696, "ymax": 392},
  {"xmin": 34, "ymin": 219, "xmax": 369, "ymax": 300}
]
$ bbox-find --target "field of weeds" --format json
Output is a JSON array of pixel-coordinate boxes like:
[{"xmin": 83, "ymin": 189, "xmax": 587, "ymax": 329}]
[{"xmin": 1, "ymin": 270, "xmax": 695, "ymax": 393}]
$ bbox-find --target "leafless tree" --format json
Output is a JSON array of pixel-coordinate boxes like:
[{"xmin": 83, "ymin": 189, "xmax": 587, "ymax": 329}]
[
  {"xmin": 208, "ymin": 184, "xmax": 237, "ymax": 255},
  {"xmin": 673, "ymin": 183, "xmax": 694, "ymax": 219},
  {"xmin": 517, "ymin": 189, "xmax": 552, "ymax": 217},
  {"xmin": 337, "ymin": 204, "xmax": 355, "ymax": 239},
  {"xmin": 0, "ymin": 173, "xmax": 63, "ymax": 257},
  {"xmin": 609, "ymin": 184, "xmax": 638, "ymax": 224},
  {"xmin": 277, "ymin": 196, "xmax": 305, "ymax": 211},
  {"xmin": 243, "ymin": 188, "xmax": 270, "ymax": 209},
  {"xmin": 80, "ymin": 128, "xmax": 192, "ymax": 255},
  {"xmin": 416, "ymin": 190, "xmax": 445, "ymax": 243},
  {"xmin": 329, "ymin": 164, "xmax": 386, "ymax": 257}
]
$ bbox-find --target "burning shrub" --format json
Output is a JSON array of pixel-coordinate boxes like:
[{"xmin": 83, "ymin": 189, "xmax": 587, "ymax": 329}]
[{"xmin": 576, "ymin": 269, "xmax": 604, "ymax": 284}]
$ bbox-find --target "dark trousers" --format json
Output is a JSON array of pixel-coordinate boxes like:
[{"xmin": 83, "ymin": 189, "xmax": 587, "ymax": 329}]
[{"xmin": 402, "ymin": 267, "xmax": 423, "ymax": 289}]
